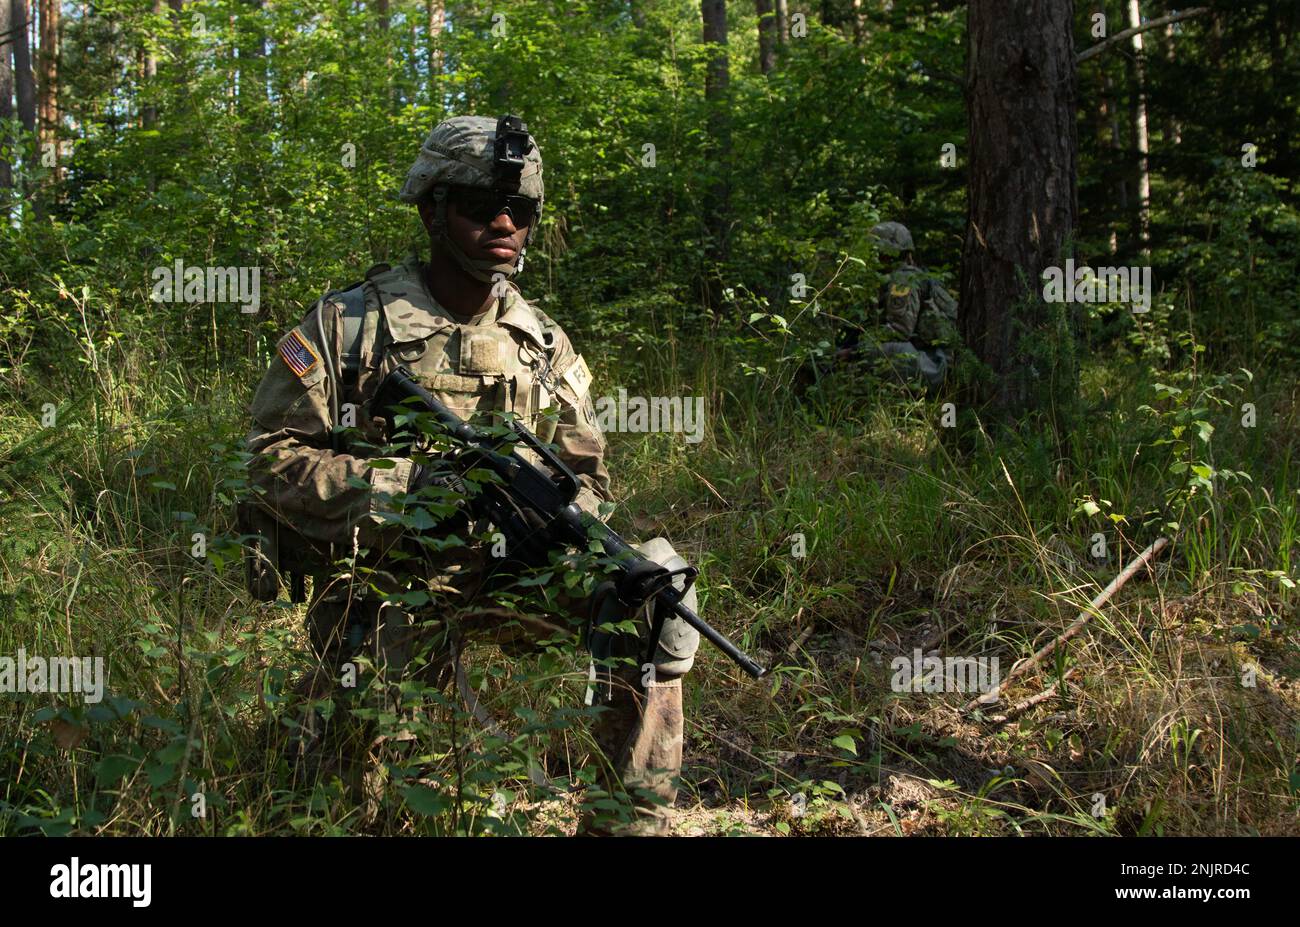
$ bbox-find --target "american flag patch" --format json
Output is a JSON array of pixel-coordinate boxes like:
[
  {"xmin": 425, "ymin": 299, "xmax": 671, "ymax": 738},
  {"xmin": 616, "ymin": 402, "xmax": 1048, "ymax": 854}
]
[{"xmin": 278, "ymin": 329, "xmax": 320, "ymax": 380}]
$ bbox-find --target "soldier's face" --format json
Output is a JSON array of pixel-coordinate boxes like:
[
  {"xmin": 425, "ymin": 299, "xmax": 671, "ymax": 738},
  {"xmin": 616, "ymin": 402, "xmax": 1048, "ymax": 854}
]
[{"xmin": 421, "ymin": 194, "xmax": 530, "ymax": 267}]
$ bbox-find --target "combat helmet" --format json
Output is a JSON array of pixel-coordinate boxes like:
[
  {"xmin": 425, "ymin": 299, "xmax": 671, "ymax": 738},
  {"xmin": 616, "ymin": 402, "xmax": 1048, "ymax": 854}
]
[
  {"xmin": 399, "ymin": 114, "xmax": 545, "ymax": 282},
  {"xmin": 870, "ymin": 221, "xmax": 914, "ymax": 255}
]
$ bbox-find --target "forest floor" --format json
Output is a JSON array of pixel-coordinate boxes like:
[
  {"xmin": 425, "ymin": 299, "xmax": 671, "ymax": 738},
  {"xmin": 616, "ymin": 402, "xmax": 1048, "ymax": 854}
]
[{"xmin": 1, "ymin": 354, "xmax": 1297, "ymax": 836}]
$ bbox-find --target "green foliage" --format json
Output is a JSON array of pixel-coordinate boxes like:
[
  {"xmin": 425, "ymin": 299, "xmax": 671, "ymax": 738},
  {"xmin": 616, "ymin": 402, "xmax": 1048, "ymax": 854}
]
[{"xmin": 1, "ymin": 0, "xmax": 1298, "ymax": 838}]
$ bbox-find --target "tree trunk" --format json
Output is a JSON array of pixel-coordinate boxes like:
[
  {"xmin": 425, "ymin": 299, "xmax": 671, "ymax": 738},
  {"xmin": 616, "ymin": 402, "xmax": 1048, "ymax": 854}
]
[
  {"xmin": 703, "ymin": 0, "xmax": 729, "ymax": 97},
  {"xmin": 375, "ymin": 0, "xmax": 390, "ymax": 68},
  {"xmin": 36, "ymin": 0, "xmax": 55, "ymax": 156},
  {"xmin": 775, "ymin": 0, "xmax": 788, "ymax": 46},
  {"xmin": 1265, "ymin": 0, "xmax": 1294, "ymax": 182},
  {"xmin": 702, "ymin": 0, "xmax": 731, "ymax": 280},
  {"xmin": 1099, "ymin": 0, "xmax": 1126, "ymax": 259},
  {"xmin": 1162, "ymin": 22, "xmax": 1180, "ymax": 145},
  {"xmin": 427, "ymin": 0, "xmax": 445, "ymax": 79},
  {"xmin": 1126, "ymin": 0, "xmax": 1150, "ymax": 258},
  {"xmin": 1102, "ymin": 71, "xmax": 1126, "ymax": 255},
  {"xmin": 756, "ymin": 0, "xmax": 776, "ymax": 74},
  {"xmin": 143, "ymin": 0, "xmax": 160, "ymax": 129},
  {"xmin": 12, "ymin": 0, "xmax": 35, "ymax": 133},
  {"xmin": 0, "ymin": 0, "xmax": 13, "ymax": 191},
  {"xmin": 959, "ymin": 0, "xmax": 1079, "ymax": 432}
]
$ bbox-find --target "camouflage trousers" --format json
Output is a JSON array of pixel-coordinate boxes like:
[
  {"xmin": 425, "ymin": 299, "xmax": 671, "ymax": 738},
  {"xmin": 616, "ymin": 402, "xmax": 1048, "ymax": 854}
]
[
  {"xmin": 300, "ymin": 537, "xmax": 699, "ymax": 835},
  {"xmin": 854, "ymin": 339, "xmax": 950, "ymax": 392}
]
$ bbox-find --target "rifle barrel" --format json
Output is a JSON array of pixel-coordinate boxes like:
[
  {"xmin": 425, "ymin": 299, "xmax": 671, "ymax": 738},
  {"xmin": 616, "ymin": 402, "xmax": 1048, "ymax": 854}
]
[{"xmin": 670, "ymin": 598, "xmax": 767, "ymax": 679}]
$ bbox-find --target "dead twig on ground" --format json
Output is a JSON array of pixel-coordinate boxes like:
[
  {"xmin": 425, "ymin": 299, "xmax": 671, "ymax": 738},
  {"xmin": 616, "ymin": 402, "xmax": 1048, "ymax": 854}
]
[{"xmin": 964, "ymin": 537, "xmax": 1169, "ymax": 714}]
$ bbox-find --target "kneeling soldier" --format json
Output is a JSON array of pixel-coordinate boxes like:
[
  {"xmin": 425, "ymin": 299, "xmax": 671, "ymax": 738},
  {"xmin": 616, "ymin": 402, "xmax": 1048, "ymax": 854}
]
[{"xmin": 242, "ymin": 115, "xmax": 699, "ymax": 834}]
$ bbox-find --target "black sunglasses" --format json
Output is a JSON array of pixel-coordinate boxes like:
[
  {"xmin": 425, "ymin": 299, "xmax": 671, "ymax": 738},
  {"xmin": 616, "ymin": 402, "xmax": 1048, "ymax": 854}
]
[{"xmin": 450, "ymin": 187, "xmax": 538, "ymax": 228}]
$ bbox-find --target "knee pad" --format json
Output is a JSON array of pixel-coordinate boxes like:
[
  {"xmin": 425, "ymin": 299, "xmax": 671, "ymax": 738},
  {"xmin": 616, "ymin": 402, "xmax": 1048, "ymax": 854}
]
[{"xmin": 635, "ymin": 537, "xmax": 700, "ymax": 677}]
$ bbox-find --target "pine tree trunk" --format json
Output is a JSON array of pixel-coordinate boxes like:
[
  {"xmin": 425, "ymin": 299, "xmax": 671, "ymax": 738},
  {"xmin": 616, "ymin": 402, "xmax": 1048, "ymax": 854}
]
[
  {"xmin": 1162, "ymin": 22, "xmax": 1180, "ymax": 145},
  {"xmin": 756, "ymin": 0, "xmax": 776, "ymax": 74},
  {"xmin": 12, "ymin": 0, "xmax": 35, "ymax": 133},
  {"xmin": 0, "ymin": 0, "xmax": 13, "ymax": 191},
  {"xmin": 1100, "ymin": 0, "xmax": 1126, "ymax": 259},
  {"xmin": 143, "ymin": 0, "xmax": 160, "ymax": 129},
  {"xmin": 1102, "ymin": 71, "xmax": 1126, "ymax": 255},
  {"xmin": 376, "ymin": 0, "xmax": 390, "ymax": 70},
  {"xmin": 702, "ymin": 0, "xmax": 731, "ymax": 281},
  {"xmin": 36, "ymin": 0, "xmax": 55, "ymax": 156},
  {"xmin": 428, "ymin": 0, "xmax": 444, "ymax": 80},
  {"xmin": 239, "ymin": 0, "xmax": 268, "ymax": 114},
  {"xmin": 958, "ymin": 0, "xmax": 1079, "ymax": 431}
]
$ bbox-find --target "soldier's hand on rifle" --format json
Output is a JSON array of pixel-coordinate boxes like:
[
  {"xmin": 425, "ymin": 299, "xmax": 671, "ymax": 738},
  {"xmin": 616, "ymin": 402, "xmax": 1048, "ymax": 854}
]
[{"xmin": 409, "ymin": 457, "xmax": 464, "ymax": 495}]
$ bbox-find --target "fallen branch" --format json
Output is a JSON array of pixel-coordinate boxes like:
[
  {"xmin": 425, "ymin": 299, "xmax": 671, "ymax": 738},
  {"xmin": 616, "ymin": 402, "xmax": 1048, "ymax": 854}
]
[
  {"xmin": 786, "ymin": 623, "xmax": 816, "ymax": 656},
  {"xmin": 964, "ymin": 537, "xmax": 1169, "ymax": 713},
  {"xmin": 987, "ymin": 668, "xmax": 1079, "ymax": 725},
  {"xmin": 1078, "ymin": 8, "xmax": 1209, "ymax": 64}
]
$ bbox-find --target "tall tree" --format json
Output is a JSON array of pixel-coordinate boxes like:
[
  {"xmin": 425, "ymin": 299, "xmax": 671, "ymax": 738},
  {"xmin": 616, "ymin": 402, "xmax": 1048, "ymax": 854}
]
[
  {"xmin": 428, "ymin": 0, "xmax": 445, "ymax": 80},
  {"xmin": 36, "ymin": 0, "xmax": 55, "ymax": 155},
  {"xmin": 702, "ymin": 0, "xmax": 731, "ymax": 280},
  {"xmin": 12, "ymin": 0, "xmax": 34, "ymax": 134},
  {"xmin": 143, "ymin": 0, "xmax": 160, "ymax": 129},
  {"xmin": 756, "ymin": 0, "xmax": 776, "ymax": 74},
  {"xmin": 703, "ymin": 0, "xmax": 729, "ymax": 101},
  {"xmin": 0, "ymin": 0, "xmax": 12, "ymax": 190},
  {"xmin": 1126, "ymin": 0, "xmax": 1150, "ymax": 257},
  {"xmin": 1161, "ymin": 21, "xmax": 1180, "ymax": 145},
  {"xmin": 1101, "ymin": 69, "xmax": 1126, "ymax": 254},
  {"xmin": 959, "ymin": 0, "xmax": 1079, "ymax": 430},
  {"xmin": 239, "ymin": 0, "xmax": 268, "ymax": 115},
  {"xmin": 775, "ymin": 0, "xmax": 788, "ymax": 47},
  {"xmin": 376, "ymin": 0, "xmax": 390, "ymax": 73}
]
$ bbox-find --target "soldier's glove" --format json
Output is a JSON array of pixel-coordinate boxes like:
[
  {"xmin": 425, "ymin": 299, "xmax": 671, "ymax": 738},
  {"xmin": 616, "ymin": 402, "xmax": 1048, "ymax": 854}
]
[
  {"xmin": 409, "ymin": 459, "xmax": 468, "ymax": 498},
  {"xmin": 407, "ymin": 459, "xmax": 474, "ymax": 534}
]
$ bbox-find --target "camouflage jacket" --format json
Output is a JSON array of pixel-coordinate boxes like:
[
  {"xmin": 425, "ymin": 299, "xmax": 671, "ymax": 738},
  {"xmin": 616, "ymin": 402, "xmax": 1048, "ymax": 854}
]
[
  {"xmin": 879, "ymin": 263, "xmax": 959, "ymax": 348},
  {"xmin": 244, "ymin": 258, "xmax": 610, "ymax": 550}
]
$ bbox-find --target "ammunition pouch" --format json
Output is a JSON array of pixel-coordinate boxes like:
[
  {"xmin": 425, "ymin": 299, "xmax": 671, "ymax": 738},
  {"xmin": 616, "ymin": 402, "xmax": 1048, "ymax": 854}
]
[{"xmin": 236, "ymin": 500, "xmax": 335, "ymax": 604}]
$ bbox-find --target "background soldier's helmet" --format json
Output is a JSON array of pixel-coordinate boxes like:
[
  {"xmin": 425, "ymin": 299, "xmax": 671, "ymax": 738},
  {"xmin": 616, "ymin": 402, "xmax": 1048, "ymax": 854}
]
[
  {"xmin": 399, "ymin": 115, "xmax": 545, "ymax": 281},
  {"xmin": 870, "ymin": 221, "xmax": 914, "ymax": 255}
]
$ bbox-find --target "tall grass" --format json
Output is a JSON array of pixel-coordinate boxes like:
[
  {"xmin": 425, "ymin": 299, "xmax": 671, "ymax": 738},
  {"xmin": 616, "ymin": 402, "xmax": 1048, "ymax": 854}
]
[{"xmin": 1, "ymin": 320, "xmax": 1296, "ymax": 835}]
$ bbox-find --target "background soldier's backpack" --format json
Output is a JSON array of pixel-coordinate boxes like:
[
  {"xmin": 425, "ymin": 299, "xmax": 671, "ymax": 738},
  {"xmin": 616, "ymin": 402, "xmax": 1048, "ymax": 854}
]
[
  {"xmin": 882, "ymin": 268, "xmax": 924, "ymax": 339},
  {"xmin": 913, "ymin": 278, "xmax": 959, "ymax": 348},
  {"xmin": 882, "ymin": 267, "xmax": 959, "ymax": 348}
]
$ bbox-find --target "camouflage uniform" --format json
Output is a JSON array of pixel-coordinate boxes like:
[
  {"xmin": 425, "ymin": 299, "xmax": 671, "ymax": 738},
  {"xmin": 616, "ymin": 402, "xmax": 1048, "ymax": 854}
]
[
  {"xmin": 844, "ymin": 222, "xmax": 958, "ymax": 391},
  {"xmin": 243, "ymin": 116, "xmax": 697, "ymax": 834}
]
